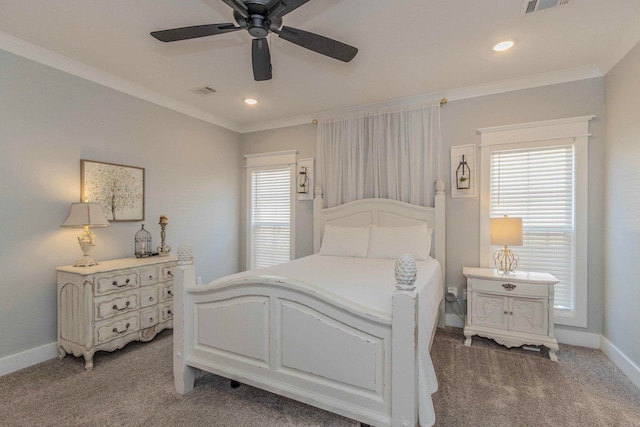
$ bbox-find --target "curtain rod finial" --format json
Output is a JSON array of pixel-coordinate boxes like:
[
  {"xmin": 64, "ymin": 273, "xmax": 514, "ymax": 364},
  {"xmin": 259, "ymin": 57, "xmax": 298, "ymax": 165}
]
[
  {"xmin": 312, "ymin": 119, "xmax": 318, "ymax": 125},
  {"xmin": 440, "ymin": 98, "xmax": 448, "ymax": 107}
]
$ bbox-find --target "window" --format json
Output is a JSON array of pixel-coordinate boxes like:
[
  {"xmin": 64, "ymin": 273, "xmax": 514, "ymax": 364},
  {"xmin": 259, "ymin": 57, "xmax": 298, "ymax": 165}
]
[
  {"xmin": 479, "ymin": 117, "xmax": 592, "ymax": 327},
  {"xmin": 246, "ymin": 151, "xmax": 296, "ymax": 269}
]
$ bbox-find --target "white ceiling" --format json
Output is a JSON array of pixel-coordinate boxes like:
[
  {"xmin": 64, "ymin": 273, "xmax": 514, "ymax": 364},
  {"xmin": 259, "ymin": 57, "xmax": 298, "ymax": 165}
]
[{"xmin": 1, "ymin": 0, "xmax": 640, "ymax": 133}]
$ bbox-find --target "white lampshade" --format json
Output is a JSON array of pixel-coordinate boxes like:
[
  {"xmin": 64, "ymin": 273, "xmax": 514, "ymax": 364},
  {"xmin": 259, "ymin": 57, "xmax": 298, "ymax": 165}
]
[
  {"xmin": 490, "ymin": 216, "xmax": 522, "ymax": 247},
  {"xmin": 61, "ymin": 203, "xmax": 109, "ymax": 228}
]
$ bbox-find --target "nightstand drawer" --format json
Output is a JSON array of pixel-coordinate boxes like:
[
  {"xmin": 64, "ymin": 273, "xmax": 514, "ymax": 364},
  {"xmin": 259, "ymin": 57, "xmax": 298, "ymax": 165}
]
[{"xmin": 472, "ymin": 277, "xmax": 548, "ymax": 297}]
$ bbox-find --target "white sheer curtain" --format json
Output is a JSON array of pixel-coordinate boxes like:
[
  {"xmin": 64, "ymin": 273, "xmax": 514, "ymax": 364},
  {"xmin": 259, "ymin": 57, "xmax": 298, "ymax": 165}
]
[{"xmin": 317, "ymin": 101, "xmax": 441, "ymax": 208}]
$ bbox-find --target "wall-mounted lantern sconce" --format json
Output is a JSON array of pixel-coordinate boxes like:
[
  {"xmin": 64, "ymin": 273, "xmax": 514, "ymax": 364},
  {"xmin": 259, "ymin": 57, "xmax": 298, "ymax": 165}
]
[
  {"xmin": 297, "ymin": 166, "xmax": 309, "ymax": 194},
  {"xmin": 456, "ymin": 154, "xmax": 471, "ymax": 190},
  {"xmin": 296, "ymin": 158, "xmax": 314, "ymax": 201}
]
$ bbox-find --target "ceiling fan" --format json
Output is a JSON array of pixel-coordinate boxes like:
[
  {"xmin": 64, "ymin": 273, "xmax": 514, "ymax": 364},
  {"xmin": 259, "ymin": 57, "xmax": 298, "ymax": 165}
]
[{"xmin": 150, "ymin": 0, "xmax": 358, "ymax": 81}]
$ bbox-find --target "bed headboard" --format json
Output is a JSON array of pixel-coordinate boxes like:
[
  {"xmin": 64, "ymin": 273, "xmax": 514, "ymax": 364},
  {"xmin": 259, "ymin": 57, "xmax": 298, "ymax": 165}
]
[{"xmin": 313, "ymin": 181, "xmax": 446, "ymax": 285}]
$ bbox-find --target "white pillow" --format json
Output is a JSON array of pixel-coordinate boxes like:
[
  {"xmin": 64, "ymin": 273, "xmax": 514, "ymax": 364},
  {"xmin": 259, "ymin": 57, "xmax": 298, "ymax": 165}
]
[
  {"xmin": 319, "ymin": 225, "xmax": 370, "ymax": 257},
  {"xmin": 367, "ymin": 223, "xmax": 432, "ymax": 261}
]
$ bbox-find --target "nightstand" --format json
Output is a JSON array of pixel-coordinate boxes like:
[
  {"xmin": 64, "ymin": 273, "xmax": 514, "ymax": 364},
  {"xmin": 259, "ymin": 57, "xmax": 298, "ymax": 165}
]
[{"xmin": 463, "ymin": 267, "xmax": 560, "ymax": 361}]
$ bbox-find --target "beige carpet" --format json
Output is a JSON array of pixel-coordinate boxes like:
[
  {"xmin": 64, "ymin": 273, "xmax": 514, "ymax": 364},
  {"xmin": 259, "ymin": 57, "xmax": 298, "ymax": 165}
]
[{"xmin": 1, "ymin": 328, "xmax": 639, "ymax": 426}]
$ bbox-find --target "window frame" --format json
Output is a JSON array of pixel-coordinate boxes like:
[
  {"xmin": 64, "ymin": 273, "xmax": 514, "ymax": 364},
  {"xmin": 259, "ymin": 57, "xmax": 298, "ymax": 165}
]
[
  {"xmin": 245, "ymin": 151, "xmax": 297, "ymax": 270},
  {"xmin": 478, "ymin": 116, "xmax": 593, "ymax": 328}
]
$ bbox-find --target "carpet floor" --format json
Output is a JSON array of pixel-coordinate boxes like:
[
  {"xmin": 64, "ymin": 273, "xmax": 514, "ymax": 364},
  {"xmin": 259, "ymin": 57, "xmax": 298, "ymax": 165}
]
[{"xmin": 1, "ymin": 328, "xmax": 638, "ymax": 427}]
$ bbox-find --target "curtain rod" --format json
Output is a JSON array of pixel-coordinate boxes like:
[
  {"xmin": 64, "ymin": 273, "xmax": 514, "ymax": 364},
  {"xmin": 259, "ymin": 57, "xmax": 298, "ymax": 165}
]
[{"xmin": 312, "ymin": 98, "xmax": 448, "ymax": 124}]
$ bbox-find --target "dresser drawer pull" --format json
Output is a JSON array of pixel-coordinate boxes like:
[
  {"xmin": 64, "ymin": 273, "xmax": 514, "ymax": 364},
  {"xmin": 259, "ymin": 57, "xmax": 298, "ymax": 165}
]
[
  {"xmin": 168, "ymin": 310, "xmax": 173, "ymax": 315},
  {"xmin": 149, "ymin": 296, "xmax": 154, "ymax": 302},
  {"xmin": 149, "ymin": 317, "xmax": 153, "ymax": 323},
  {"xmin": 112, "ymin": 279, "xmax": 130, "ymax": 288},
  {"xmin": 167, "ymin": 290, "xmax": 173, "ymax": 296},
  {"xmin": 167, "ymin": 270, "xmax": 173, "ymax": 277},
  {"xmin": 149, "ymin": 275, "xmax": 154, "ymax": 280},
  {"xmin": 112, "ymin": 323, "xmax": 131, "ymax": 334},
  {"xmin": 112, "ymin": 301, "xmax": 131, "ymax": 311},
  {"xmin": 502, "ymin": 283, "xmax": 517, "ymax": 291}
]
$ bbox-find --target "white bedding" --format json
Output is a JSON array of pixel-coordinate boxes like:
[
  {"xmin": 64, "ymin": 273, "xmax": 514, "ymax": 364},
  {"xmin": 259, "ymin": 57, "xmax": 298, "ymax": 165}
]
[{"xmin": 210, "ymin": 254, "xmax": 443, "ymax": 426}]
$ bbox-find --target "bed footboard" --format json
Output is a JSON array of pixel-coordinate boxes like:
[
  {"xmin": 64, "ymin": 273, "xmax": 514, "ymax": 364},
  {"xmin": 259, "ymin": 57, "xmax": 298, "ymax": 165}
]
[{"xmin": 173, "ymin": 246, "xmax": 421, "ymax": 427}]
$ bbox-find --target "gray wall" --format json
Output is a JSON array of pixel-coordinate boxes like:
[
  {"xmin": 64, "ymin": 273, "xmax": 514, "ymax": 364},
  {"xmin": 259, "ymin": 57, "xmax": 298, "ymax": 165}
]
[
  {"xmin": 0, "ymin": 50, "xmax": 242, "ymax": 359},
  {"xmin": 442, "ymin": 78, "xmax": 606, "ymax": 335},
  {"xmin": 241, "ymin": 79, "xmax": 606, "ymax": 335},
  {"xmin": 604, "ymin": 42, "xmax": 640, "ymax": 366},
  {"xmin": 240, "ymin": 124, "xmax": 317, "ymax": 268}
]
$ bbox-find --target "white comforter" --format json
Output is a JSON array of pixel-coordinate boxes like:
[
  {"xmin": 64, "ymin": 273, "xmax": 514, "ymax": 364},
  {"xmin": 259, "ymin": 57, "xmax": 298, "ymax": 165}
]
[{"xmin": 211, "ymin": 254, "xmax": 443, "ymax": 426}]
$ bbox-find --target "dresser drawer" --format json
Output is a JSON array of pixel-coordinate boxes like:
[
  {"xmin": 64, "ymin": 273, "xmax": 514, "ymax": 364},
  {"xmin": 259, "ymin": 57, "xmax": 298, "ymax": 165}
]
[
  {"xmin": 471, "ymin": 277, "xmax": 548, "ymax": 298},
  {"xmin": 159, "ymin": 303, "xmax": 173, "ymax": 322},
  {"xmin": 161, "ymin": 265, "xmax": 175, "ymax": 281},
  {"xmin": 161, "ymin": 284, "xmax": 174, "ymax": 302},
  {"xmin": 95, "ymin": 293, "xmax": 139, "ymax": 320},
  {"xmin": 96, "ymin": 315, "xmax": 139, "ymax": 344},
  {"xmin": 140, "ymin": 287, "xmax": 158, "ymax": 308},
  {"xmin": 140, "ymin": 307, "xmax": 158, "ymax": 329},
  {"xmin": 95, "ymin": 272, "xmax": 138, "ymax": 296},
  {"xmin": 140, "ymin": 266, "xmax": 159, "ymax": 286}
]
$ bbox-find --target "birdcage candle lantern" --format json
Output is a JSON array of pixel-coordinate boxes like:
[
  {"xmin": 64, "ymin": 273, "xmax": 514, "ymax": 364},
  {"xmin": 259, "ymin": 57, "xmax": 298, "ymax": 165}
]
[
  {"xmin": 297, "ymin": 166, "xmax": 309, "ymax": 194},
  {"xmin": 135, "ymin": 224, "xmax": 153, "ymax": 258}
]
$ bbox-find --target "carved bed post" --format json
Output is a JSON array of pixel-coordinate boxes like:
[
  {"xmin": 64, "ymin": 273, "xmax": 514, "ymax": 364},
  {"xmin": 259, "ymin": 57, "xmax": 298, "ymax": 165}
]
[
  {"xmin": 391, "ymin": 254, "xmax": 419, "ymax": 427},
  {"xmin": 173, "ymin": 243, "xmax": 197, "ymax": 395}
]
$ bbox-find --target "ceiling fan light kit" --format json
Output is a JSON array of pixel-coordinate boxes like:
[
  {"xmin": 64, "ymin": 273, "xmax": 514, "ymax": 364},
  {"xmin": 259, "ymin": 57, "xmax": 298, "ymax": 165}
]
[{"xmin": 151, "ymin": 0, "xmax": 358, "ymax": 81}]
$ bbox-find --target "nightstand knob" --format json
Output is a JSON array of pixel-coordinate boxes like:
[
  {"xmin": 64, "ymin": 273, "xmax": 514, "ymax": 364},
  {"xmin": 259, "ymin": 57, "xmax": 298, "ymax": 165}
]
[{"xmin": 502, "ymin": 283, "xmax": 517, "ymax": 291}]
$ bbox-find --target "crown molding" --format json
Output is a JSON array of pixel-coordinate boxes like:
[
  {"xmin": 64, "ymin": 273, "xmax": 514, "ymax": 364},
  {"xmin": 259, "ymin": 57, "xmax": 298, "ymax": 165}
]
[
  {"xmin": 2, "ymin": 31, "xmax": 603, "ymax": 135},
  {"xmin": 241, "ymin": 65, "xmax": 603, "ymax": 133},
  {"xmin": 0, "ymin": 32, "xmax": 242, "ymax": 133}
]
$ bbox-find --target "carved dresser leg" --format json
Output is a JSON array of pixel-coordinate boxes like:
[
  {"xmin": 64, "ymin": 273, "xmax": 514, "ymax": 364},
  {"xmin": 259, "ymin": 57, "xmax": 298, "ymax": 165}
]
[
  {"xmin": 84, "ymin": 350, "xmax": 95, "ymax": 371},
  {"xmin": 57, "ymin": 346, "xmax": 67, "ymax": 360}
]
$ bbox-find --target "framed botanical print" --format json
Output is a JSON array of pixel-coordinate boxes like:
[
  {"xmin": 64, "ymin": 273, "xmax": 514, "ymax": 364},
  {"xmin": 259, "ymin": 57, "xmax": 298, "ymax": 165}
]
[{"xmin": 81, "ymin": 160, "xmax": 145, "ymax": 221}]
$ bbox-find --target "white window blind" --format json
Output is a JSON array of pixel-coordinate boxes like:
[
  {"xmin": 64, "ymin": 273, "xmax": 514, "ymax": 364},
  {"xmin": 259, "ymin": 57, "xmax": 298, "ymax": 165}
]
[
  {"xmin": 490, "ymin": 145, "xmax": 575, "ymax": 310},
  {"xmin": 250, "ymin": 167, "xmax": 292, "ymax": 269}
]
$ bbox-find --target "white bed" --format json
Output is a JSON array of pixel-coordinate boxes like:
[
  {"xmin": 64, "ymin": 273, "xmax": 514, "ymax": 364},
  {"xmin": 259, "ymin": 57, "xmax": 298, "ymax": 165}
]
[{"xmin": 172, "ymin": 182, "xmax": 446, "ymax": 427}]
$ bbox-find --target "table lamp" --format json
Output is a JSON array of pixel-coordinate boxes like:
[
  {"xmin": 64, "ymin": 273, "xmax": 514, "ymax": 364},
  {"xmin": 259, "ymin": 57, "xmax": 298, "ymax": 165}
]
[
  {"xmin": 490, "ymin": 215, "xmax": 523, "ymax": 273},
  {"xmin": 61, "ymin": 202, "xmax": 110, "ymax": 266}
]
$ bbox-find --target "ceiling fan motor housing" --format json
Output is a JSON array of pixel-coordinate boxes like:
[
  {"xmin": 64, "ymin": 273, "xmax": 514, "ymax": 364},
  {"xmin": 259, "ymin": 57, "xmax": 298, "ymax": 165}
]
[{"xmin": 248, "ymin": 15, "xmax": 270, "ymax": 38}]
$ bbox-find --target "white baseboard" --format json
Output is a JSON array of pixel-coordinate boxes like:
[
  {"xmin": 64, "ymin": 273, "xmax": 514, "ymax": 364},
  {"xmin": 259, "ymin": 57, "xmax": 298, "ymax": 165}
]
[
  {"xmin": 600, "ymin": 336, "xmax": 640, "ymax": 390},
  {"xmin": 0, "ymin": 342, "xmax": 58, "ymax": 377},
  {"xmin": 554, "ymin": 328, "xmax": 601, "ymax": 348}
]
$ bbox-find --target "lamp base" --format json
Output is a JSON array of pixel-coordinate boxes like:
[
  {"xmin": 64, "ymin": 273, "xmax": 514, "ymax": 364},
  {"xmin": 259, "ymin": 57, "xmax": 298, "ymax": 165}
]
[
  {"xmin": 493, "ymin": 246, "xmax": 519, "ymax": 273},
  {"xmin": 74, "ymin": 255, "xmax": 98, "ymax": 267}
]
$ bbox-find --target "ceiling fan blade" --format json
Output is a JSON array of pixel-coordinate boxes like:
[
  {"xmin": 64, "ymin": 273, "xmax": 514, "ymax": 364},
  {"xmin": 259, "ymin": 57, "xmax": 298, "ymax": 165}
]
[
  {"xmin": 151, "ymin": 23, "xmax": 241, "ymax": 42},
  {"xmin": 266, "ymin": 0, "xmax": 312, "ymax": 19},
  {"xmin": 252, "ymin": 38, "xmax": 272, "ymax": 81},
  {"xmin": 221, "ymin": 0, "xmax": 249, "ymax": 18},
  {"xmin": 277, "ymin": 26, "xmax": 358, "ymax": 62}
]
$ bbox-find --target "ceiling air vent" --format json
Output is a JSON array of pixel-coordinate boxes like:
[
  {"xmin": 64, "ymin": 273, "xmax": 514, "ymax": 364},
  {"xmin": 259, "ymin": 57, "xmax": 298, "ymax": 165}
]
[
  {"xmin": 193, "ymin": 86, "xmax": 216, "ymax": 95},
  {"xmin": 521, "ymin": 0, "xmax": 570, "ymax": 15}
]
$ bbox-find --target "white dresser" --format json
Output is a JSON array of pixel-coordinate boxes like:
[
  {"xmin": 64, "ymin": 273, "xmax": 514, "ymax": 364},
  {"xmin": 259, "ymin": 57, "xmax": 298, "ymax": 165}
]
[
  {"xmin": 463, "ymin": 267, "xmax": 560, "ymax": 361},
  {"xmin": 57, "ymin": 256, "xmax": 177, "ymax": 370}
]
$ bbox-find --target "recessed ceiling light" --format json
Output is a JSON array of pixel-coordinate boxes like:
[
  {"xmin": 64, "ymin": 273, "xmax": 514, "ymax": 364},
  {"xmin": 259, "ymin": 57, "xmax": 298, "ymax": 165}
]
[
  {"xmin": 244, "ymin": 98, "xmax": 258, "ymax": 105},
  {"xmin": 493, "ymin": 40, "xmax": 514, "ymax": 52}
]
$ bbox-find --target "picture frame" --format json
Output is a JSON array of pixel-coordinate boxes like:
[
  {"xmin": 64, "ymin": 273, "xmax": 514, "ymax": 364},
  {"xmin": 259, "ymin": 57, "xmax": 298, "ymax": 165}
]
[
  {"xmin": 81, "ymin": 159, "xmax": 145, "ymax": 221},
  {"xmin": 450, "ymin": 144, "xmax": 477, "ymax": 198}
]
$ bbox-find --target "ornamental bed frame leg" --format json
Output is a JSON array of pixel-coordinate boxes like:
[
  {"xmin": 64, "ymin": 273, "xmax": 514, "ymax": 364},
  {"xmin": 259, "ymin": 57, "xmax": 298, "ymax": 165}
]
[{"xmin": 173, "ymin": 244, "xmax": 197, "ymax": 395}]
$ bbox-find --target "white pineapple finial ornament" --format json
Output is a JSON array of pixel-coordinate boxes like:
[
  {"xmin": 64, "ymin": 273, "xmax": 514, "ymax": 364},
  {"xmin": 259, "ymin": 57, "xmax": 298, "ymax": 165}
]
[
  {"xmin": 177, "ymin": 242, "xmax": 194, "ymax": 266},
  {"xmin": 395, "ymin": 253, "xmax": 417, "ymax": 290}
]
